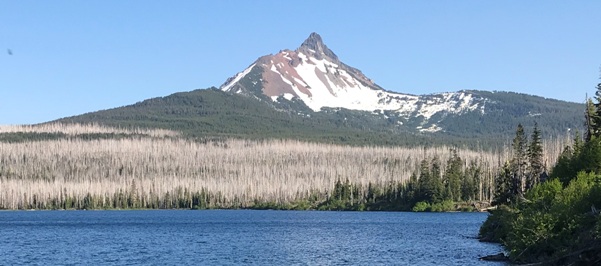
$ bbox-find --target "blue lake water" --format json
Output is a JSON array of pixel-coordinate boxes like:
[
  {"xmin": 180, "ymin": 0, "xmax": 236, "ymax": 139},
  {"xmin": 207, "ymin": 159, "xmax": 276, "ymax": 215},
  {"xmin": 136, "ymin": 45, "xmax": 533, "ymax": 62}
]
[{"xmin": 0, "ymin": 210, "xmax": 505, "ymax": 265}]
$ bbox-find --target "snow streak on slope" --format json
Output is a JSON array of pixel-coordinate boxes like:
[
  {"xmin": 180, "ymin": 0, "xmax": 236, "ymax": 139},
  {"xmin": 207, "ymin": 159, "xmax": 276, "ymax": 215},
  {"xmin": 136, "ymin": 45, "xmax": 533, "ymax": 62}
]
[{"xmin": 221, "ymin": 63, "xmax": 256, "ymax": 92}]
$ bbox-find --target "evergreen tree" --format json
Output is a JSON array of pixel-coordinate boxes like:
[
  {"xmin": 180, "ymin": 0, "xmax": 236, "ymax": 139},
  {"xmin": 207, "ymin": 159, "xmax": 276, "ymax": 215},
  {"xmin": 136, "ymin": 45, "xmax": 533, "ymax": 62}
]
[
  {"xmin": 416, "ymin": 159, "xmax": 430, "ymax": 202},
  {"xmin": 527, "ymin": 122, "xmax": 543, "ymax": 189},
  {"xmin": 511, "ymin": 124, "xmax": 528, "ymax": 196},
  {"xmin": 593, "ymin": 80, "xmax": 601, "ymax": 137},
  {"xmin": 407, "ymin": 171, "xmax": 419, "ymax": 204},
  {"xmin": 585, "ymin": 98, "xmax": 596, "ymax": 142},
  {"xmin": 551, "ymin": 145, "xmax": 575, "ymax": 184},
  {"xmin": 493, "ymin": 161, "xmax": 513, "ymax": 205},
  {"xmin": 462, "ymin": 160, "xmax": 480, "ymax": 201},
  {"xmin": 128, "ymin": 179, "xmax": 139, "ymax": 208},
  {"xmin": 578, "ymin": 136, "xmax": 601, "ymax": 174},
  {"xmin": 429, "ymin": 156, "xmax": 444, "ymax": 202},
  {"xmin": 573, "ymin": 130, "xmax": 584, "ymax": 155},
  {"xmin": 444, "ymin": 149, "xmax": 463, "ymax": 201},
  {"xmin": 417, "ymin": 158, "xmax": 443, "ymax": 203}
]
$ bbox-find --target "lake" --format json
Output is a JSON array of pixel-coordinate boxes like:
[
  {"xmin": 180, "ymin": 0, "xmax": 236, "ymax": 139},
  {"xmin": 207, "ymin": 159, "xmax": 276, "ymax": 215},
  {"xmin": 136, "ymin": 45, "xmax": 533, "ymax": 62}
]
[{"xmin": 0, "ymin": 210, "xmax": 504, "ymax": 265}]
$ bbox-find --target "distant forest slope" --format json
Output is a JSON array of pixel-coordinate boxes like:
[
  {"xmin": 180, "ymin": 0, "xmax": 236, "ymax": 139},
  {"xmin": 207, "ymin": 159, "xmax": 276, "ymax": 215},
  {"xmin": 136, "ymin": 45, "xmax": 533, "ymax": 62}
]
[
  {"xmin": 54, "ymin": 88, "xmax": 451, "ymax": 147},
  {"xmin": 55, "ymin": 88, "xmax": 584, "ymax": 148},
  {"xmin": 441, "ymin": 90, "xmax": 583, "ymax": 138}
]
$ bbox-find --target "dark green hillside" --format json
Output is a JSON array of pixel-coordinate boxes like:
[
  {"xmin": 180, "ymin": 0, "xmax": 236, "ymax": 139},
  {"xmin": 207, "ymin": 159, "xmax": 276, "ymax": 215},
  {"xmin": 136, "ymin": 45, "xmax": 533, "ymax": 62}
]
[
  {"xmin": 53, "ymin": 88, "xmax": 584, "ymax": 147},
  {"xmin": 56, "ymin": 88, "xmax": 440, "ymax": 146},
  {"xmin": 435, "ymin": 90, "xmax": 583, "ymax": 139}
]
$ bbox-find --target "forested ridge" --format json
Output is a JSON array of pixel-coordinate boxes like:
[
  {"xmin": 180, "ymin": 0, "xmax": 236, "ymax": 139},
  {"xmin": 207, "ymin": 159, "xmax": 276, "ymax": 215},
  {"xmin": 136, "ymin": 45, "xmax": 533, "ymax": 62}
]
[
  {"xmin": 54, "ymin": 88, "xmax": 441, "ymax": 147},
  {"xmin": 479, "ymin": 82, "xmax": 601, "ymax": 265},
  {"xmin": 51, "ymin": 87, "xmax": 583, "ymax": 148}
]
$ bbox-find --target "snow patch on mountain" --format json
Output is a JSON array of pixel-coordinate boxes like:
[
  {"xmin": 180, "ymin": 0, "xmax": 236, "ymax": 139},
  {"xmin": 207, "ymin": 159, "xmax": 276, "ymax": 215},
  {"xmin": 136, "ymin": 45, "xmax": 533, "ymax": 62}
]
[
  {"xmin": 418, "ymin": 124, "xmax": 443, "ymax": 133},
  {"xmin": 417, "ymin": 92, "xmax": 479, "ymax": 119}
]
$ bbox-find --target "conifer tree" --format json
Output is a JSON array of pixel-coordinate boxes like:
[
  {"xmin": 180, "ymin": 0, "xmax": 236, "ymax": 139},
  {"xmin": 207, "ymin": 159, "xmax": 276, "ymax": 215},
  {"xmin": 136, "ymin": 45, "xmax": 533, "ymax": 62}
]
[
  {"xmin": 593, "ymin": 80, "xmax": 601, "ymax": 137},
  {"xmin": 511, "ymin": 124, "xmax": 528, "ymax": 196},
  {"xmin": 417, "ymin": 159, "xmax": 431, "ymax": 202},
  {"xmin": 585, "ymin": 98, "xmax": 596, "ymax": 142},
  {"xmin": 444, "ymin": 149, "xmax": 463, "ymax": 201},
  {"xmin": 430, "ymin": 156, "xmax": 444, "ymax": 202},
  {"xmin": 407, "ymin": 171, "xmax": 419, "ymax": 203},
  {"xmin": 527, "ymin": 122, "xmax": 543, "ymax": 189},
  {"xmin": 551, "ymin": 145, "xmax": 575, "ymax": 184},
  {"xmin": 462, "ymin": 160, "xmax": 480, "ymax": 201},
  {"xmin": 573, "ymin": 130, "xmax": 584, "ymax": 156},
  {"xmin": 493, "ymin": 161, "xmax": 513, "ymax": 205}
]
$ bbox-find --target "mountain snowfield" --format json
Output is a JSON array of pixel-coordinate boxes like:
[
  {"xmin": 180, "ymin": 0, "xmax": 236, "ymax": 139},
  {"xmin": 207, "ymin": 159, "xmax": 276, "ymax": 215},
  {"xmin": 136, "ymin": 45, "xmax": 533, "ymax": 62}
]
[{"xmin": 221, "ymin": 33, "xmax": 486, "ymax": 132}]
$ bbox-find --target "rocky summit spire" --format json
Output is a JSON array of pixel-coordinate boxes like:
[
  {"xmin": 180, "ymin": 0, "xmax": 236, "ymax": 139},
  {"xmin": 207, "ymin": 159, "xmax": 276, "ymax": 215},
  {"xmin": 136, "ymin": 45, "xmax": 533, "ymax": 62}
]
[{"xmin": 298, "ymin": 32, "xmax": 338, "ymax": 61}]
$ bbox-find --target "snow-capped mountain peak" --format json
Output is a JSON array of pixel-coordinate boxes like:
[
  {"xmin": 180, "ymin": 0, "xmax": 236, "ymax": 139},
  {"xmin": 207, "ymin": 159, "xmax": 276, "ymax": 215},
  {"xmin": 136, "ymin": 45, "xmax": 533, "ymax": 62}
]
[{"xmin": 220, "ymin": 33, "xmax": 486, "ymax": 133}]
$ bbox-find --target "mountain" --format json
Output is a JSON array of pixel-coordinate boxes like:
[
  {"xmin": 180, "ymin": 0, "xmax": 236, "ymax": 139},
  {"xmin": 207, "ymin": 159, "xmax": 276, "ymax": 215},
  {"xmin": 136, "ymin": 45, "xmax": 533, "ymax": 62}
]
[
  {"xmin": 51, "ymin": 33, "xmax": 584, "ymax": 147},
  {"xmin": 219, "ymin": 32, "xmax": 486, "ymax": 133},
  {"xmin": 220, "ymin": 33, "xmax": 582, "ymax": 136},
  {"xmin": 221, "ymin": 32, "xmax": 392, "ymax": 112}
]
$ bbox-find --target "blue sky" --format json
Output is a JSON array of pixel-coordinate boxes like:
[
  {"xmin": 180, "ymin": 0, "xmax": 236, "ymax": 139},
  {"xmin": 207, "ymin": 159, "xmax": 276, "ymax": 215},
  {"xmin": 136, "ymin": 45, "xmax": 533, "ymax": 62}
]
[{"xmin": 2, "ymin": 1, "xmax": 600, "ymax": 125}]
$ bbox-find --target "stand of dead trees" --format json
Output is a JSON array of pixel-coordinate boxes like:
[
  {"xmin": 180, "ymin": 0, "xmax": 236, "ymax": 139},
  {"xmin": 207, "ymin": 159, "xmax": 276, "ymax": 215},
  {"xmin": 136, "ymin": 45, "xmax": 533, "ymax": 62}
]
[{"xmin": 0, "ymin": 123, "xmax": 567, "ymax": 210}]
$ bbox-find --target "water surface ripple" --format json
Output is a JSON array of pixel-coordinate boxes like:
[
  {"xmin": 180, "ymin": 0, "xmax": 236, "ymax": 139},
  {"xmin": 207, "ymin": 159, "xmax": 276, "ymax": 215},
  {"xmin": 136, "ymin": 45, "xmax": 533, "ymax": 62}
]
[{"xmin": 0, "ymin": 210, "xmax": 505, "ymax": 265}]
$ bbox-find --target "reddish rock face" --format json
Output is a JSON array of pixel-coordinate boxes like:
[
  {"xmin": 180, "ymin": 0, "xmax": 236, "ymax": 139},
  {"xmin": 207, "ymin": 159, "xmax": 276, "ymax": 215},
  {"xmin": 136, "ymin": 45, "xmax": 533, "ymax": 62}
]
[
  {"xmin": 222, "ymin": 32, "xmax": 383, "ymax": 102},
  {"xmin": 256, "ymin": 50, "xmax": 312, "ymax": 98}
]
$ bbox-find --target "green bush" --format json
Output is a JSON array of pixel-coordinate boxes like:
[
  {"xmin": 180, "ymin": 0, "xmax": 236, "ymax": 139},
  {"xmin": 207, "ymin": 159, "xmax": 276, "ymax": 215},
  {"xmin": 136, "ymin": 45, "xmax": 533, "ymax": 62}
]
[
  {"xmin": 494, "ymin": 173, "xmax": 601, "ymax": 263},
  {"xmin": 478, "ymin": 204, "xmax": 516, "ymax": 243},
  {"xmin": 412, "ymin": 201, "xmax": 431, "ymax": 212},
  {"xmin": 430, "ymin": 200, "xmax": 455, "ymax": 212}
]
